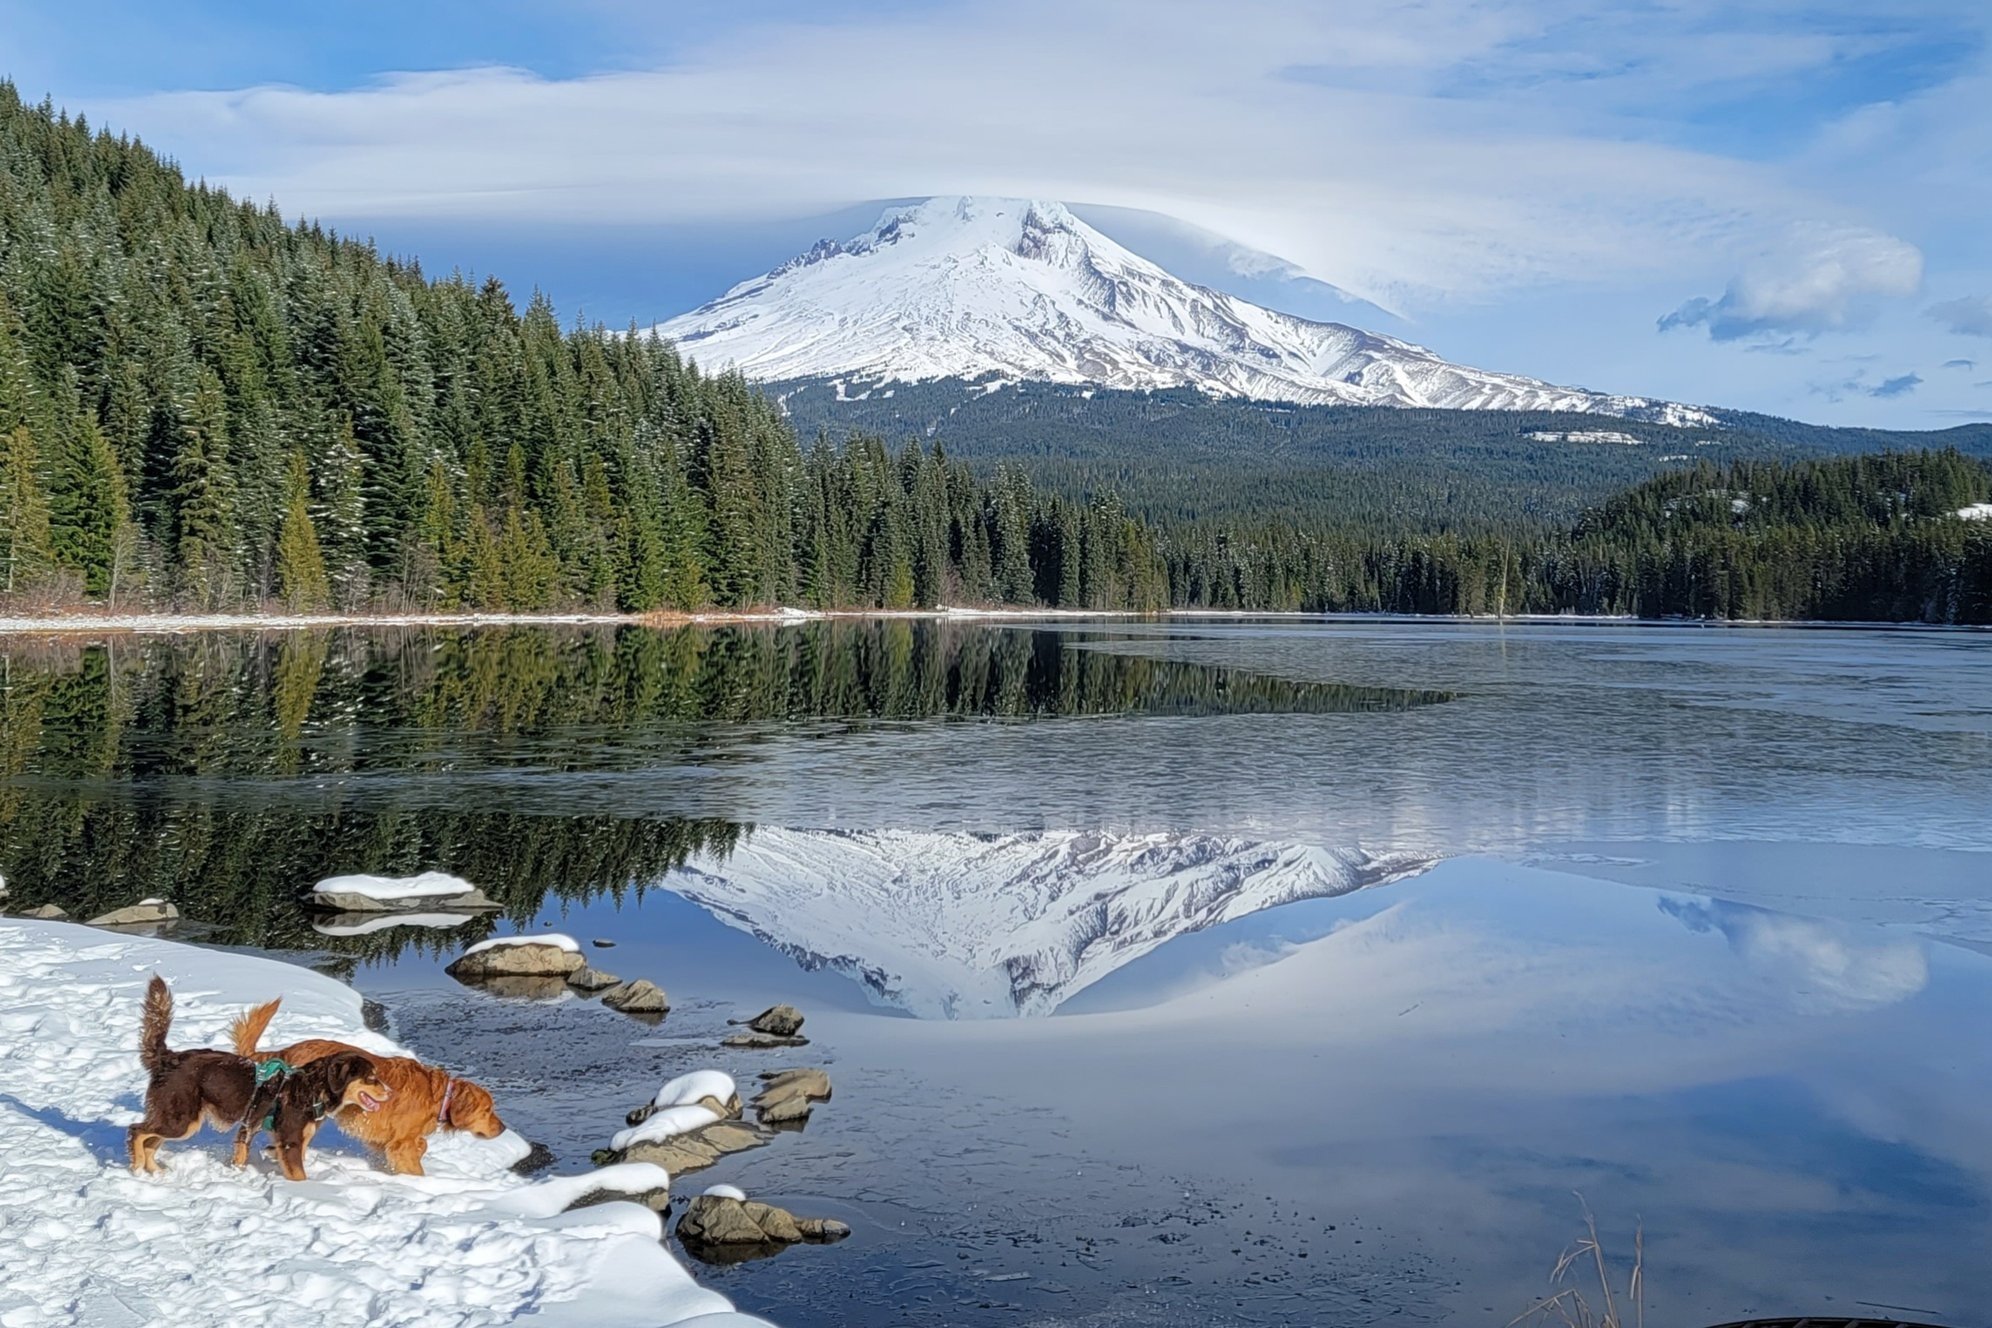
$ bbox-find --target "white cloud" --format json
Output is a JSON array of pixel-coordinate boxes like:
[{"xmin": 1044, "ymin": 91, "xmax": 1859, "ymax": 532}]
[
  {"xmin": 1658, "ymin": 226, "xmax": 1924, "ymax": 341},
  {"xmin": 85, "ymin": 0, "xmax": 1953, "ymax": 314}
]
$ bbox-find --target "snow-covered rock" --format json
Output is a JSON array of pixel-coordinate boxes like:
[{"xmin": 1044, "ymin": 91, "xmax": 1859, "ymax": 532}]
[
  {"xmin": 448, "ymin": 934, "xmax": 586, "ymax": 980},
  {"xmin": 656, "ymin": 196, "xmax": 1716, "ymax": 424},
  {"xmin": 0, "ymin": 918, "xmax": 773, "ymax": 1327},
  {"xmin": 308, "ymin": 870, "xmax": 498, "ymax": 913}
]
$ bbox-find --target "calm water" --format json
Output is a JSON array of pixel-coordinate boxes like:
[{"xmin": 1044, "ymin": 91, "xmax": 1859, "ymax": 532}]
[{"xmin": 3, "ymin": 620, "xmax": 1989, "ymax": 1326}]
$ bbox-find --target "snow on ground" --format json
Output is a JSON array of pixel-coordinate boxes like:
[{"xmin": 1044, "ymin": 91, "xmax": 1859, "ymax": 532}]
[
  {"xmin": 313, "ymin": 871, "xmax": 480, "ymax": 902},
  {"xmin": 0, "ymin": 919, "xmax": 772, "ymax": 1328},
  {"xmin": 1959, "ymin": 503, "xmax": 1992, "ymax": 521},
  {"xmin": 670, "ymin": 829, "xmax": 1433, "ymax": 1017},
  {"xmin": 458, "ymin": 933, "xmax": 581, "ymax": 958}
]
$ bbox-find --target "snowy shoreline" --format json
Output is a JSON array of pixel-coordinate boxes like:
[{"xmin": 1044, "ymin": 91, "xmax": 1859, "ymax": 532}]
[
  {"xmin": 0, "ymin": 606, "xmax": 1984, "ymax": 636},
  {"xmin": 0, "ymin": 918, "xmax": 772, "ymax": 1327}
]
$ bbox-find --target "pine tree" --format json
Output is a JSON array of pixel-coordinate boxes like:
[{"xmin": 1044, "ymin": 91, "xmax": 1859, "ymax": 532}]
[
  {"xmin": 274, "ymin": 452, "xmax": 330, "ymax": 611},
  {"xmin": 170, "ymin": 365, "xmax": 238, "ymax": 606},
  {"xmin": 0, "ymin": 424, "xmax": 55, "ymax": 597}
]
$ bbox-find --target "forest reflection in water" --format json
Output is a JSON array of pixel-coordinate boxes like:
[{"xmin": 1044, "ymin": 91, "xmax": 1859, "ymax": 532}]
[{"xmin": 0, "ymin": 621, "xmax": 1451, "ymax": 959}]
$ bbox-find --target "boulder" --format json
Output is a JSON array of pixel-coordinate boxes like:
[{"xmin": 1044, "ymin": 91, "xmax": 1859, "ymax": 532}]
[
  {"xmin": 88, "ymin": 899, "xmax": 179, "ymax": 928},
  {"xmin": 445, "ymin": 938, "xmax": 584, "ymax": 980},
  {"xmin": 741, "ymin": 1004, "xmax": 805, "ymax": 1037},
  {"xmin": 676, "ymin": 1194, "xmax": 852, "ymax": 1258},
  {"xmin": 678, "ymin": 1194, "xmax": 803, "ymax": 1246},
  {"xmin": 566, "ymin": 966, "xmax": 621, "ymax": 992},
  {"xmin": 307, "ymin": 876, "xmax": 499, "ymax": 913},
  {"xmin": 600, "ymin": 979, "xmax": 669, "ymax": 1016},
  {"xmin": 617, "ymin": 1120, "xmax": 769, "ymax": 1176},
  {"xmin": 795, "ymin": 1218, "xmax": 852, "ymax": 1242},
  {"xmin": 753, "ymin": 1067, "xmax": 832, "ymax": 1125},
  {"xmin": 20, "ymin": 903, "xmax": 69, "ymax": 921},
  {"xmin": 722, "ymin": 1031, "xmax": 809, "ymax": 1050}
]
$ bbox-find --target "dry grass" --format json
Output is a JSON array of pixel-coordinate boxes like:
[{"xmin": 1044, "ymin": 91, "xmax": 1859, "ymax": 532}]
[{"xmin": 1510, "ymin": 1196, "xmax": 1645, "ymax": 1328}]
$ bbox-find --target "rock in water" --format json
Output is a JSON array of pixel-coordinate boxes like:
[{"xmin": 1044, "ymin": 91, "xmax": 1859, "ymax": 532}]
[
  {"xmin": 677, "ymin": 1193, "xmax": 852, "ymax": 1255},
  {"xmin": 600, "ymin": 979, "xmax": 669, "ymax": 1015},
  {"xmin": 88, "ymin": 899, "xmax": 179, "ymax": 928},
  {"xmin": 445, "ymin": 938, "xmax": 584, "ymax": 980},
  {"xmin": 795, "ymin": 1218, "xmax": 852, "ymax": 1242},
  {"xmin": 620, "ymin": 1121, "xmax": 769, "ymax": 1176},
  {"xmin": 21, "ymin": 904, "xmax": 69, "ymax": 920},
  {"xmin": 744, "ymin": 1004, "xmax": 805, "ymax": 1037},
  {"xmin": 722, "ymin": 1031, "xmax": 809, "ymax": 1049},
  {"xmin": 567, "ymin": 966, "xmax": 621, "ymax": 992},
  {"xmin": 753, "ymin": 1068, "xmax": 832, "ymax": 1125}
]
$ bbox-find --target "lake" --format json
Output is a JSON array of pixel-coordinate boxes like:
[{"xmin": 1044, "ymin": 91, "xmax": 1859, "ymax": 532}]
[{"xmin": 3, "ymin": 619, "xmax": 1989, "ymax": 1326}]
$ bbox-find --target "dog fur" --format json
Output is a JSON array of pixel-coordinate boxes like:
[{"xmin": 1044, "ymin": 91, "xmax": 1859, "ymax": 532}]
[
  {"xmin": 230, "ymin": 1001, "xmax": 504, "ymax": 1177},
  {"xmin": 128, "ymin": 976, "xmax": 392, "ymax": 1180}
]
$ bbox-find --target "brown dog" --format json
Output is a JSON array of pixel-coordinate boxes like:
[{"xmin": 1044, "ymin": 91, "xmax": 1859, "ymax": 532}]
[
  {"xmin": 128, "ymin": 976, "xmax": 392, "ymax": 1181},
  {"xmin": 230, "ymin": 1001, "xmax": 504, "ymax": 1176}
]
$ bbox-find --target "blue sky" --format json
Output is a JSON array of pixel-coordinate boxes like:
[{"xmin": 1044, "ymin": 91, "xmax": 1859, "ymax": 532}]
[{"xmin": 5, "ymin": 0, "xmax": 1989, "ymax": 427}]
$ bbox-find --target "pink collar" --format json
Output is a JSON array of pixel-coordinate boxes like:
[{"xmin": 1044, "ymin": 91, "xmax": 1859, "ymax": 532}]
[{"xmin": 437, "ymin": 1078, "xmax": 457, "ymax": 1128}]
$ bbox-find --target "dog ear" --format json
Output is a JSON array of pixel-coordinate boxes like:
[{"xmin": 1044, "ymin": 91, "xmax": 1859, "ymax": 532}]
[{"xmin": 319, "ymin": 1052, "xmax": 370, "ymax": 1093}]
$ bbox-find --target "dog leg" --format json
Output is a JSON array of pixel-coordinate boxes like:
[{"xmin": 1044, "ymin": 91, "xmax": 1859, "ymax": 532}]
[
  {"xmin": 277, "ymin": 1138, "xmax": 307, "ymax": 1182},
  {"xmin": 127, "ymin": 1125, "xmax": 154, "ymax": 1173},
  {"xmin": 384, "ymin": 1136, "xmax": 428, "ymax": 1177},
  {"xmin": 231, "ymin": 1124, "xmax": 254, "ymax": 1168}
]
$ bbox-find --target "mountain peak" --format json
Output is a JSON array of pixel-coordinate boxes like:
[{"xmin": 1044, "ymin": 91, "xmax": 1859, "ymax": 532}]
[{"xmin": 656, "ymin": 196, "xmax": 1712, "ymax": 423}]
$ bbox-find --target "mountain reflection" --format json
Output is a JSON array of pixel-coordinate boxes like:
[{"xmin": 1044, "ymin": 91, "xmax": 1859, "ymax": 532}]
[{"xmin": 0, "ymin": 623, "xmax": 1450, "ymax": 958}]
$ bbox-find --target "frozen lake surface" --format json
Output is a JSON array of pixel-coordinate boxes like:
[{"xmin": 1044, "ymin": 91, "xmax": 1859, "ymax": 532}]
[{"xmin": 3, "ymin": 619, "xmax": 1987, "ymax": 1325}]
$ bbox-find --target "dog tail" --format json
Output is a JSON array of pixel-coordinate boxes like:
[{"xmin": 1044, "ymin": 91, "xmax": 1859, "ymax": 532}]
[
  {"xmin": 139, "ymin": 975, "xmax": 173, "ymax": 1072},
  {"xmin": 229, "ymin": 997, "xmax": 282, "ymax": 1058}
]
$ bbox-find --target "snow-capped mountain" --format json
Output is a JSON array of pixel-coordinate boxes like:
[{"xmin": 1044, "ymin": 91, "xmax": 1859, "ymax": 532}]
[
  {"xmin": 664, "ymin": 828, "xmax": 1433, "ymax": 1019},
  {"xmin": 655, "ymin": 197, "xmax": 1712, "ymax": 424}
]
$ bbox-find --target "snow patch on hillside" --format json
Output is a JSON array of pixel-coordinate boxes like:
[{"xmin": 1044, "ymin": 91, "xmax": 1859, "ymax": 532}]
[
  {"xmin": 656, "ymin": 197, "xmax": 1715, "ymax": 424},
  {"xmin": 666, "ymin": 828, "xmax": 1433, "ymax": 1018}
]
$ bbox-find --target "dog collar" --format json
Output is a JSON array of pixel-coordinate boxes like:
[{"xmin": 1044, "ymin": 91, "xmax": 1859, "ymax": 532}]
[{"xmin": 437, "ymin": 1077, "xmax": 457, "ymax": 1127}]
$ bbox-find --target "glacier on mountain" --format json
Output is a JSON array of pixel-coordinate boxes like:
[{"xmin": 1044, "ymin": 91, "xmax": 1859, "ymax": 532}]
[
  {"xmin": 664, "ymin": 828, "xmax": 1433, "ymax": 1019},
  {"xmin": 655, "ymin": 197, "xmax": 1713, "ymax": 424}
]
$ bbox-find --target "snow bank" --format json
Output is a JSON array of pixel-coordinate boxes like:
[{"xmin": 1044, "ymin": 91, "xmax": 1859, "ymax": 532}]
[
  {"xmin": 312, "ymin": 871, "xmax": 479, "ymax": 902},
  {"xmin": 458, "ymin": 932, "xmax": 581, "ymax": 958},
  {"xmin": 0, "ymin": 919, "xmax": 773, "ymax": 1328},
  {"xmin": 1958, "ymin": 503, "xmax": 1992, "ymax": 521}
]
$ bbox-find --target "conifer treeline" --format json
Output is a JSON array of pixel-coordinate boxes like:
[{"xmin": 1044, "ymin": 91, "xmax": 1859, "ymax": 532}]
[
  {"xmin": 0, "ymin": 86, "xmax": 1169, "ymax": 613},
  {"xmin": 2, "ymin": 86, "xmax": 1988, "ymax": 623}
]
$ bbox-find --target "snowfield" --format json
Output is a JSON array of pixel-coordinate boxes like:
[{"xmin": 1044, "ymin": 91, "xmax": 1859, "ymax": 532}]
[
  {"xmin": 669, "ymin": 828, "xmax": 1433, "ymax": 1018},
  {"xmin": 657, "ymin": 196, "xmax": 1717, "ymax": 425},
  {"xmin": 0, "ymin": 919, "xmax": 772, "ymax": 1328}
]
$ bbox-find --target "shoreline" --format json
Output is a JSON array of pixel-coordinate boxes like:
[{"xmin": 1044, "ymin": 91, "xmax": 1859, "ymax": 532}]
[{"xmin": 0, "ymin": 606, "xmax": 1986, "ymax": 636}]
